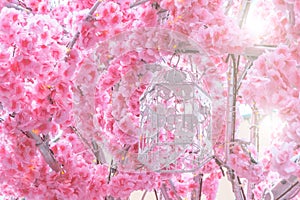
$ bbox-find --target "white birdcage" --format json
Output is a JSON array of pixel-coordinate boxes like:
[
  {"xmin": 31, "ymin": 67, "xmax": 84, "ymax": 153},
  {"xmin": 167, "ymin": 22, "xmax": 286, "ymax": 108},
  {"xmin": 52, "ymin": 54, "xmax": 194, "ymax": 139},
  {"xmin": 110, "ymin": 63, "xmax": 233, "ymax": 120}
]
[{"xmin": 138, "ymin": 65, "xmax": 212, "ymax": 172}]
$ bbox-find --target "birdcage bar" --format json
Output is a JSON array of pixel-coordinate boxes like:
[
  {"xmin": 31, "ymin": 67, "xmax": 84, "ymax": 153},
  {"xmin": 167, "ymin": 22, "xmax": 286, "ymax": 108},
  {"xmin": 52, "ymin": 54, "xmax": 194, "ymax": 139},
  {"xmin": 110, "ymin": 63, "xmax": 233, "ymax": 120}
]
[{"xmin": 138, "ymin": 66, "xmax": 212, "ymax": 172}]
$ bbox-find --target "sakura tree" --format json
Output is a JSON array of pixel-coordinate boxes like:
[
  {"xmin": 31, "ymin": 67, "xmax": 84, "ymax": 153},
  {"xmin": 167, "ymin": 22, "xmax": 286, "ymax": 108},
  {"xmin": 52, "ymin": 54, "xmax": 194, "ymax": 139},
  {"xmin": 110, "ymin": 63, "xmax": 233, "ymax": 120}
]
[{"xmin": 0, "ymin": 0, "xmax": 299, "ymax": 199}]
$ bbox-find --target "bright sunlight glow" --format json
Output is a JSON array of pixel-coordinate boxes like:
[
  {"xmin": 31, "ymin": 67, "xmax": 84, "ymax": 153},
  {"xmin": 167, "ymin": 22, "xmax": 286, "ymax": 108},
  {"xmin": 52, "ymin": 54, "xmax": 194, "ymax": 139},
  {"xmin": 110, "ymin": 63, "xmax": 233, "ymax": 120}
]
[
  {"xmin": 259, "ymin": 110, "xmax": 284, "ymax": 155},
  {"xmin": 244, "ymin": 1, "xmax": 267, "ymax": 43}
]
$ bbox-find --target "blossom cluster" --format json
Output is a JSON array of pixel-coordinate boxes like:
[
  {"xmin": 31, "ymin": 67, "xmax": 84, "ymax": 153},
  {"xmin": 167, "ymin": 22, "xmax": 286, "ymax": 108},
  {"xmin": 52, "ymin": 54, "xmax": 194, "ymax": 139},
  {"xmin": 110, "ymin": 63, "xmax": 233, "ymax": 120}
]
[{"xmin": 0, "ymin": 0, "xmax": 299, "ymax": 199}]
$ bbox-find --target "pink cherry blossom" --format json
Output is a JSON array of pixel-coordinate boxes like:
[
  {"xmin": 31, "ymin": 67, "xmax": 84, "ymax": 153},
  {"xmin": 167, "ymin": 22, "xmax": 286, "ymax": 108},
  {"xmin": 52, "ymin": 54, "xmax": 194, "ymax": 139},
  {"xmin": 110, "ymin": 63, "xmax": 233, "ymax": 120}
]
[{"xmin": 0, "ymin": 0, "xmax": 300, "ymax": 199}]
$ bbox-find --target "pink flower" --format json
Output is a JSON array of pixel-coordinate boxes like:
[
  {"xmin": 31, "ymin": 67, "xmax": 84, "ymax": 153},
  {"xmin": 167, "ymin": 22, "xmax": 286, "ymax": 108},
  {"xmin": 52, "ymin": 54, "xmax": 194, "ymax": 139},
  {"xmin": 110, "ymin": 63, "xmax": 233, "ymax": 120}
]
[
  {"xmin": 202, "ymin": 173, "xmax": 220, "ymax": 200},
  {"xmin": 109, "ymin": 174, "xmax": 134, "ymax": 198},
  {"xmin": 118, "ymin": 113, "xmax": 135, "ymax": 133},
  {"xmin": 79, "ymin": 21, "xmax": 98, "ymax": 49},
  {"xmin": 0, "ymin": 52, "xmax": 10, "ymax": 62},
  {"xmin": 0, "ymin": 7, "xmax": 22, "ymax": 37},
  {"xmin": 138, "ymin": 6, "xmax": 158, "ymax": 26},
  {"xmin": 273, "ymin": 0, "xmax": 288, "ymax": 10},
  {"xmin": 273, "ymin": 143, "xmax": 293, "ymax": 164},
  {"xmin": 271, "ymin": 142, "xmax": 300, "ymax": 176},
  {"xmin": 53, "ymin": 109, "xmax": 69, "ymax": 124},
  {"xmin": 111, "ymin": 94, "xmax": 127, "ymax": 120},
  {"xmin": 88, "ymin": 166, "xmax": 109, "ymax": 197},
  {"xmin": 112, "ymin": 122, "xmax": 138, "ymax": 144}
]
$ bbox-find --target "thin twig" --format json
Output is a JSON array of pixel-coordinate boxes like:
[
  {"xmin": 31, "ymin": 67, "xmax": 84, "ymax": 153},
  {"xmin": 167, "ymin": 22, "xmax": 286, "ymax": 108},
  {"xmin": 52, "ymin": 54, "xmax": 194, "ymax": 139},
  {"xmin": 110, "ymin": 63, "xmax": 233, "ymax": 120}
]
[
  {"xmin": 70, "ymin": 126, "xmax": 106, "ymax": 164},
  {"xmin": 69, "ymin": 126, "xmax": 93, "ymax": 152},
  {"xmin": 230, "ymin": 54, "xmax": 238, "ymax": 142},
  {"xmin": 141, "ymin": 191, "xmax": 148, "ymax": 200},
  {"xmin": 154, "ymin": 189, "xmax": 159, "ymax": 200},
  {"xmin": 287, "ymin": 3, "xmax": 295, "ymax": 25},
  {"xmin": 237, "ymin": 61, "xmax": 253, "ymax": 92},
  {"xmin": 238, "ymin": 0, "xmax": 252, "ymax": 28},
  {"xmin": 237, "ymin": 55, "xmax": 240, "ymax": 69},
  {"xmin": 191, "ymin": 173, "xmax": 203, "ymax": 200},
  {"xmin": 225, "ymin": 0, "xmax": 234, "ymax": 14},
  {"xmin": 5, "ymin": 2, "xmax": 31, "ymax": 12},
  {"xmin": 198, "ymin": 174, "xmax": 203, "ymax": 200},
  {"xmin": 91, "ymin": 139, "xmax": 106, "ymax": 164},
  {"xmin": 107, "ymin": 159, "xmax": 117, "ymax": 184},
  {"xmin": 213, "ymin": 156, "xmax": 225, "ymax": 176},
  {"xmin": 237, "ymin": 176, "xmax": 247, "ymax": 200},
  {"xmin": 168, "ymin": 180, "xmax": 182, "ymax": 200},
  {"xmin": 12, "ymin": 44, "xmax": 17, "ymax": 57},
  {"xmin": 225, "ymin": 54, "xmax": 231, "ymax": 63},
  {"xmin": 66, "ymin": 32, "xmax": 80, "ymax": 52},
  {"xmin": 120, "ymin": 144, "xmax": 131, "ymax": 164},
  {"xmin": 227, "ymin": 169, "xmax": 246, "ymax": 200},
  {"xmin": 130, "ymin": 0, "xmax": 150, "ymax": 8},
  {"xmin": 161, "ymin": 184, "xmax": 171, "ymax": 200}
]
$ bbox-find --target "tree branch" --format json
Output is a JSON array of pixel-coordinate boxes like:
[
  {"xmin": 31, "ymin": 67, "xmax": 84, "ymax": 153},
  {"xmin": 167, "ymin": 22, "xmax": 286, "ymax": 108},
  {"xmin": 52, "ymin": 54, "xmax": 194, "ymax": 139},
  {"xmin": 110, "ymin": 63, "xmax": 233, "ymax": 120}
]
[
  {"xmin": 24, "ymin": 131, "xmax": 63, "ymax": 173},
  {"xmin": 154, "ymin": 189, "xmax": 159, "ymax": 200},
  {"xmin": 168, "ymin": 180, "xmax": 182, "ymax": 200},
  {"xmin": 130, "ymin": 0, "xmax": 150, "ymax": 8},
  {"xmin": 161, "ymin": 184, "xmax": 171, "ymax": 200},
  {"xmin": 141, "ymin": 191, "xmax": 147, "ymax": 200},
  {"xmin": 5, "ymin": 2, "xmax": 32, "ymax": 13}
]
